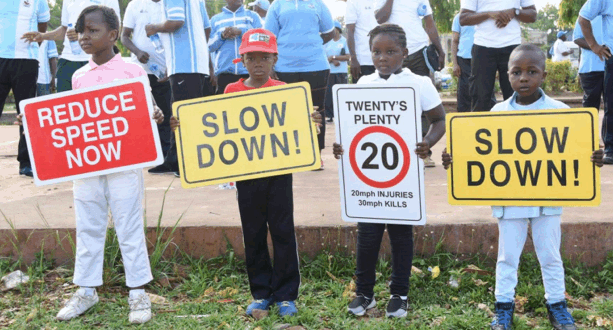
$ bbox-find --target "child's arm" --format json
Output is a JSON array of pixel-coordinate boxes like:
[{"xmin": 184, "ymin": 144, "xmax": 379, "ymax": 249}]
[
  {"xmin": 170, "ymin": 116, "xmax": 179, "ymax": 131},
  {"xmin": 416, "ymin": 104, "xmax": 446, "ymax": 159},
  {"xmin": 592, "ymin": 149, "xmax": 604, "ymax": 167}
]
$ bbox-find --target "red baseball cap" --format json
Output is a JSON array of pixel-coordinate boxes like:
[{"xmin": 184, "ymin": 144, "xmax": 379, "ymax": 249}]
[{"xmin": 232, "ymin": 28, "xmax": 278, "ymax": 64}]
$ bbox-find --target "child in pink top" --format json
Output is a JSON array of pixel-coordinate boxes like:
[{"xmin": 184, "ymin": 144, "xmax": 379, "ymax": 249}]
[{"xmin": 55, "ymin": 5, "xmax": 162, "ymax": 324}]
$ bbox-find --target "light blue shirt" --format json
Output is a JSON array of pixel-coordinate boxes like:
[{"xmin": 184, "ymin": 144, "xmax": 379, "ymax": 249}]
[
  {"xmin": 490, "ymin": 89, "xmax": 566, "ymax": 219},
  {"xmin": 264, "ymin": 0, "xmax": 335, "ymax": 73},
  {"xmin": 0, "ymin": 0, "xmax": 50, "ymax": 60},
  {"xmin": 208, "ymin": 6, "xmax": 262, "ymax": 76},
  {"xmin": 161, "ymin": 0, "xmax": 211, "ymax": 75},
  {"xmin": 573, "ymin": 16, "xmax": 605, "ymax": 74},
  {"xmin": 579, "ymin": 0, "xmax": 613, "ymax": 51},
  {"xmin": 37, "ymin": 40, "xmax": 58, "ymax": 84},
  {"xmin": 324, "ymin": 36, "xmax": 349, "ymax": 74},
  {"xmin": 451, "ymin": 13, "xmax": 474, "ymax": 59}
]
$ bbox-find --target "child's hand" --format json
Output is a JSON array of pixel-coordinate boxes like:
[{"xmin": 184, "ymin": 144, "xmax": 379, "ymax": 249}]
[
  {"xmin": 170, "ymin": 116, "xmax": 180, "ymax": 131},
  {"xmin": 311, "ymin": 109, "xmax": 323, "ymax": 126},
  {"xmin": 415, "ymin": 141, "xmax": 431, "ymax": 159},
  {"xmin": 333, "ymin": 143, "xmax": 344, "ymax": 159},
  {"xmin": 21, "ymin": 31, "xmax": 43, "ymax": 43},
  {"xmin": 152, "ymin": 107, "xmax": 164, "ymax": 124},
  {"xmin": 15, "ymin": 114, "xmax": 23, "ymax": 126},
  {"xmin": 441, "ymin": 148, "xmax": 452, "ymax": 170},
  {"xmin": 592, "ymin": 149, "xmax": 604, "ymax": 167},
  {"xmin": 312, "ymin": 106, "xmax": 322, "ymax": 134}
]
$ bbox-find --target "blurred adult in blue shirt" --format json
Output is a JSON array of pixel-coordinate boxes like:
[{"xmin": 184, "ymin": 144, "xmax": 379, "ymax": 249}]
[
  {"xmin": 265, "ymin": 0, "xmax": 335, "ymax": 167},
  {"xmin": 578, "ymin": 0, "xmax": 613, "ymax": 163},
  {"xmin": 573, "ymin": 16, "xmax": 604, "ymax": 111},
  {"xmin": 451, "ymin": 13, "xmax": 475, "ymax": 112},
  {"xmin": 323, "ymin": 21, "xmax": 349, "ymax": 122}
]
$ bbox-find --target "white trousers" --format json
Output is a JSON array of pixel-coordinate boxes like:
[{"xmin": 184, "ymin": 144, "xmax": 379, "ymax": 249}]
[
  {"xmin": 73, "ymin": 170, "xmax": 153, "ymax": 288},
  {"xmin": 495, "ymin": 215, "xmax": 566, "ymax": 304}
]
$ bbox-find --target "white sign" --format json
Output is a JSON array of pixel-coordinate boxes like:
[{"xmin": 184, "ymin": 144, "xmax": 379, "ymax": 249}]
[{"xmin": 333, "ymin": 84, "xmax": 426, "ymax": 225}]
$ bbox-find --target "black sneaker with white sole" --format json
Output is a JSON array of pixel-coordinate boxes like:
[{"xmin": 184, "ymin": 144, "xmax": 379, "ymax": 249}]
[
  {"xmin": 347, "ymin": 294, "xmax": 375, "ymax": 316},
  {"xmin": 386, "ymin": 295, "xmax": 408, "ymax": 318}
]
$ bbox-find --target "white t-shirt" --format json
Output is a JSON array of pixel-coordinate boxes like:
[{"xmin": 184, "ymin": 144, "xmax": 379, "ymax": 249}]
[
  {"xmin": 345, "ymin": 0, "xmax": 377, "ymax": 66},
  {"xmin": 358, "ymin": 68, "xmax": 442, "ymax": 113},
  {"xmin": 123, "ymin": 0, "xmax": 166, "ymax": 75},
  {"xmin": 374, "ymin": 0, "xmax": 432, "ymax": 55},
  {"xmin": 552, "ymin": 39, "xmax": 571, "ymax": 62},
  {"xmin": 461, "ymin": 0, "xmax": 535, "ymax": 48},
  {"xmin": 60, "ymin": 0, "xmax": 121, "ymax": 62}
]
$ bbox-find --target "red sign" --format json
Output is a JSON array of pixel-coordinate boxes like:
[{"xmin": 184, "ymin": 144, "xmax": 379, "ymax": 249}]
[{"xmin": 20, "ymin": 77, "xmax": 163, "ymax": 186}]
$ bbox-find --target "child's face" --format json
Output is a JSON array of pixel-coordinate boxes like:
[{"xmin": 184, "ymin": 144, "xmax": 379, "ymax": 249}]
[
  {"xmin": 370, "ymin": 34, "xmax": 408, "ymax": 76},
  {"xmin": 242, "ymin": 52, "xmax": 277, "ymax": 79},
  {"xmin": 508, "ymin": 52, "xmax": 547, "ymax": 99},
  {"xmin": 78, "ymin": 11, "xmax": 117, "ymax": 55}
]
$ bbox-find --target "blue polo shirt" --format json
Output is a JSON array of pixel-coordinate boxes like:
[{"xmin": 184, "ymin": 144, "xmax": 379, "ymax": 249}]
[
  {"xmin": 451, "ymin": 13, "xmax": 474, "ymax": 59},
  {"xmin": 161, "ymin": 0, "xmax": 211, "ymax": 76},
  {"xmin": 573, "ymin": 16, "xmax": 604, "ymax": 74},
  {"xmin": 0, "ymin": 0, "xmax": 50, "ymax": 60},
  {"xmin": 324, "ymin": 36, "xmax": 349, "ymax": 74},
  {"xmin": 264, "ymin": 0, "xmax": 335, "ymax": 73},
  {"xmin": 579, "ymin": 0, "xmax": 613, "ymax": 51}
]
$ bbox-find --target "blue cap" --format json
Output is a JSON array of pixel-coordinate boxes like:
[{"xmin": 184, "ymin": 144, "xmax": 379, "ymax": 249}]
[
  {"xmin": 557, "ymin": 31, "xmax": 567, "ymax": 38},
  {"xmin": 248, "ymin": 0, "xmax": 270, "ymax": 11},
  {"xmin": 334, "ymin": 20, "xmax": 342, "ymax": 30}
]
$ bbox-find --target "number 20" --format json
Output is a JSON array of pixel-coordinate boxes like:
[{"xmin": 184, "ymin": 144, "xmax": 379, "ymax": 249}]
[{"xmin": 361, "ymin": 142, "xmax": 399, "ymax": 170}]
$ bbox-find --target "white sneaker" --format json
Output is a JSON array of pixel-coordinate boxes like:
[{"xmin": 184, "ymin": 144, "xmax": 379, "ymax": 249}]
[
  {"xmin": 56, "ymin": 288, "xmax": 99, "ymax": 321},
  {"xmin": 424, "ymin": 156, "xmax": 436, "ymax": 167},
  {"xmin": 128, "ymin": 292, "xmax": 152, "ymax": 324}
]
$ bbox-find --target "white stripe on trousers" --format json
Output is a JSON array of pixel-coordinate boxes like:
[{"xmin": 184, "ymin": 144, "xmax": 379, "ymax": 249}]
[
  {"xmin": 72, "ymin": 170, "xmax": 153, "ymax": 288},
  {"xmin": 495, "ymin": 215, "xmax": 566, "ymax": 304}
]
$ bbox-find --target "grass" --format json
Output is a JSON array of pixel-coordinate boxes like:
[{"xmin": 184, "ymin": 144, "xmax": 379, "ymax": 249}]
[
  {"xmin": 2, "ymin": 188, "xmax": 613, "ymax": 329},
  {"xmin": 2, "ymin": 244, "xmax": 613, "ymax": 329}
]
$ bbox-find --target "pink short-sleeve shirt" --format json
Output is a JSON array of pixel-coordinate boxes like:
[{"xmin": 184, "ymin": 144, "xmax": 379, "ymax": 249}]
[{"xmin": 72, "ymin": 54, "xmax": 147, "ymax": 90}]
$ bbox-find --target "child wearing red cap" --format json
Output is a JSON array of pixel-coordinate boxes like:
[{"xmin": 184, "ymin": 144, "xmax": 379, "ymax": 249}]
[{"xmin": 171, "ymin": 28, "xmax": 320, "ymax": 318}]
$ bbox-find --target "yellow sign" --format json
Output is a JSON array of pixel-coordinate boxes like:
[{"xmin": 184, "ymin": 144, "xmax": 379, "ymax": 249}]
[
  {"xmin": 173, "ymin": 82, "xmax": 321, "ymax": 188},
  {"xmin": 446, "ymin": 108, "xmax": 600, "ymax": 206}
]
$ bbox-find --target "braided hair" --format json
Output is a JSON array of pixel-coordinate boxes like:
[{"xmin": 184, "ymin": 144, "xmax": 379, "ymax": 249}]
[
  {"xmin": 368, "ymin": 24, "xmax": 407, "ymax": 50},
  {"xmin": 75, "ymin": 5, "xmax": 121, "ymax": 54}
]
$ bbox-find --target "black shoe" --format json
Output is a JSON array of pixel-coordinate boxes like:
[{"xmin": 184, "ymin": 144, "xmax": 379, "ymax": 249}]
[
  {"xmin": 385, "ymin": 295, "xmax": 407, "ymax": 318},
  {"xmin": 604, "ymin": 153, "xmax": 613, "ymax": 164},
  {"xmin": 173, "ymin": 171, "xmax": 180, "ymax": 178},
  {"xmin": 19, "ymin": 166, "xmax": 33, "ymax": 177},
  {"xmin": 347, "ymin": 294, "xmax": 375, "ymax": 316},
  {"xmin": 148, "ymin": 164, "xmax": 173, "ymax": 174},
  {"xmin": 491, "ymin": 302, "xmax": 514, "ymax": 330},
  {"xmin": 326, "ymin": 118, "xmax": 333, "ymax": 123},
  {"xmin": 546, "ymin": 300, "xmax": 576, "ymax": 330}
]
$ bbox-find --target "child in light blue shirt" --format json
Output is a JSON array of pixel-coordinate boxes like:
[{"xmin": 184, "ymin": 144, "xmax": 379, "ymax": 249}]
[
  {"xmin": 442, "ymin": 44, "xmax": 604, "ymax": 330},
  {"xmin": 323, "ymin": 21, "xmax": 350, "ymax": 122}
]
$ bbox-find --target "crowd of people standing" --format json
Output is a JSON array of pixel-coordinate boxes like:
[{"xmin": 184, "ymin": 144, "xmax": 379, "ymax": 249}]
[{"xmin": 1, "ymin": 0, "xmax": 612, "ymax": 328}]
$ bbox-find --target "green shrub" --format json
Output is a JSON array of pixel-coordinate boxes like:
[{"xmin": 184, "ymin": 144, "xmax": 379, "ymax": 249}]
[{"xmin": 543, "ymin": 59, "xmax": 580, "ymax": 95}]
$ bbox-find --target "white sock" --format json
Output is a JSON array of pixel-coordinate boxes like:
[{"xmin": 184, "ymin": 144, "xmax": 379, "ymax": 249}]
[
  {"xmin": 78, "ymin": 287, "xmax": 95, "ymax": 296},
  {"xmin": 129, "ymin": 289, "xmax": 146, "ymax": 299}
]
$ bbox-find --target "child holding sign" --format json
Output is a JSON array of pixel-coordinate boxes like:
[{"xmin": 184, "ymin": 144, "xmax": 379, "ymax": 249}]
[
  {"xmin": 332, "ymin": 24, "xmax": 446, "ymax": 318},
  {"xmin": 39, "ymin": 5, "xmax": 162, "ymax": 324},
  {"xmin": 442, "ymin": 44, "xmax": 604, "ymax": 330},
  {"xmin": 170, "ymin": 28, "xmax": 322, "ymax": 318}
]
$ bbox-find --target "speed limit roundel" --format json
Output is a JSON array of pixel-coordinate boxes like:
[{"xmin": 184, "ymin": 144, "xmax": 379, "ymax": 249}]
[{"xmin": 348, "ymin": 125, "xmax": 411, "ymax": 189}]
